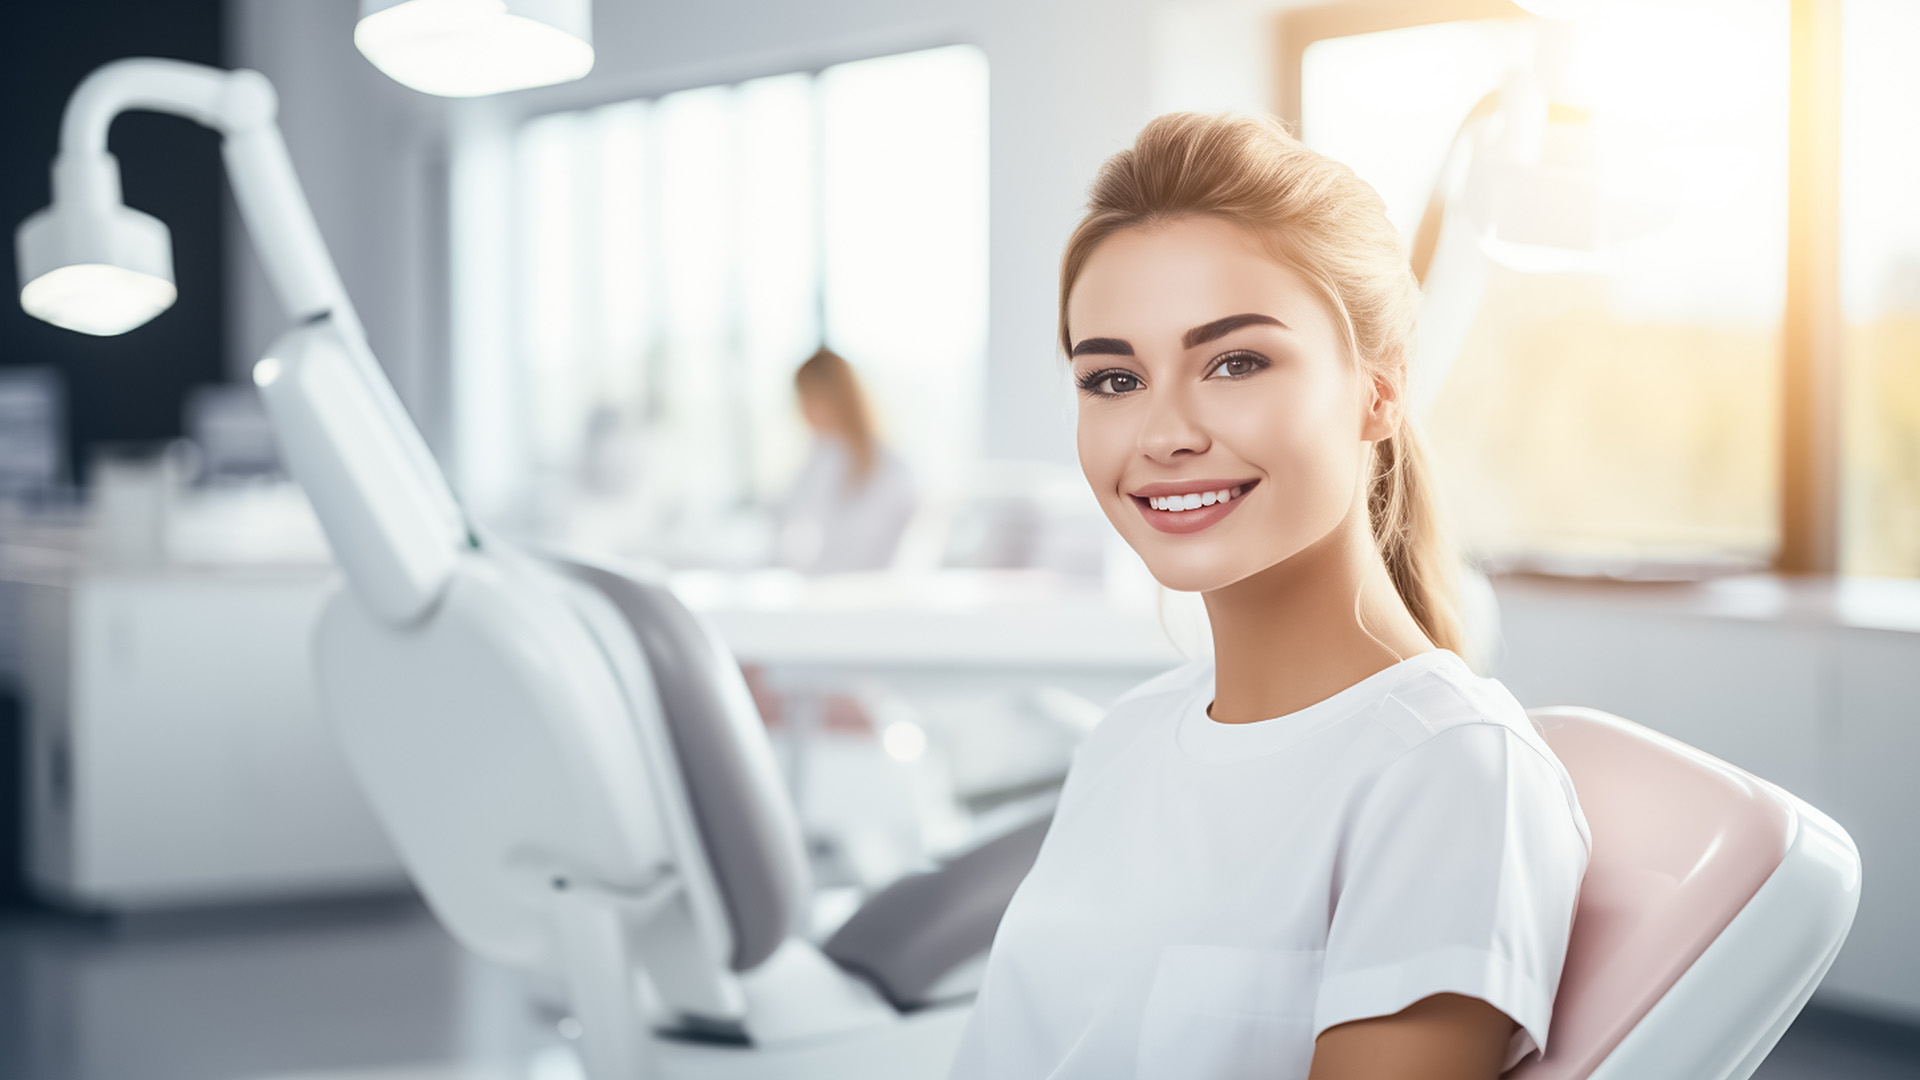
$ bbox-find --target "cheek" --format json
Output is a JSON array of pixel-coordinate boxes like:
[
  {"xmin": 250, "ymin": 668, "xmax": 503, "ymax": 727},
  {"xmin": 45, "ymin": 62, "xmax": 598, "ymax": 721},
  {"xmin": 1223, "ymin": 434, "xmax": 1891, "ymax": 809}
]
[
  {"xmin": 1075, "ymin": 403, "xmax": 1130, "ymax": 491},
  {"xmin": 1214, "ymin": 374, "xmax": 1353, "ymax": 479},
  {"xmin": 1212, "ymin": 377, "xmax": 1367, "ymax": 560}
]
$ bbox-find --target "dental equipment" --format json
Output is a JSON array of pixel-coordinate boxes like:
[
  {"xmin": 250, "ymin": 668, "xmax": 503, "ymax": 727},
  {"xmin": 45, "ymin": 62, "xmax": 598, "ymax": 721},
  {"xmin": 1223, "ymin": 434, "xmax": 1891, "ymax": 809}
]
[
  {"xmin": 14, "ymin": 58, "xmax": 467, "ymax": 626},
  {"xmin": 14, "ymin": 58, "xmax": 1036, "ymax": 1080},
  {"xmin": 1408, "ymin": 58, "xmax": 1670, "ymax": 420}
]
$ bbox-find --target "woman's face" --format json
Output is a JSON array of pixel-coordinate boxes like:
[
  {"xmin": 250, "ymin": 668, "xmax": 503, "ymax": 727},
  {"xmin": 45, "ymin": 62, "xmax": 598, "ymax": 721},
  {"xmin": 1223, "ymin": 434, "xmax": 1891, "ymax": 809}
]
[
  {"xmin": 798, "ymin": 384, "xmax": 837, "ymax": 437},
  {"xmin": 1067, "ymin": 215, "xmax": 1393, "ymax": 593}
]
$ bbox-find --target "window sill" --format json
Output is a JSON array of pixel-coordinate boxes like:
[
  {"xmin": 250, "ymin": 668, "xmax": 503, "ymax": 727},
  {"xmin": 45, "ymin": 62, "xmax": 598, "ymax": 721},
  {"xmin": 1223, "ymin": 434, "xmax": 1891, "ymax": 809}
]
[{"xmin": 1489, "ymin": 572, "xmax": 1920, "ymax": 635}]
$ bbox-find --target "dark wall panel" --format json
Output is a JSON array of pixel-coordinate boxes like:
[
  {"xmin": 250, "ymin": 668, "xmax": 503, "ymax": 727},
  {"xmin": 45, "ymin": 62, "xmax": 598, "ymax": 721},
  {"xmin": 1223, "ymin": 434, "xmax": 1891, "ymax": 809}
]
[
  {"xmin": 1, "ymin": 0, "xmax": 228, "ymax": 483},
  {"xmin": 0, "ymin": 0, "xmax": 226, "ymax": 908}
]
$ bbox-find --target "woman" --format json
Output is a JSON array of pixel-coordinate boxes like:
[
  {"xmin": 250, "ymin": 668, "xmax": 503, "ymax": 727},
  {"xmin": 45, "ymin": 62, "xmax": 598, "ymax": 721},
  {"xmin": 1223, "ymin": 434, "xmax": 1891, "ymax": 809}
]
[
  {"xmin": 776, "ymin": 347, "xmax": 914, "ymax": 574},
  {"xmin": 948, "ymin": 114, "xmax": 1588, "ymax": 1079}
]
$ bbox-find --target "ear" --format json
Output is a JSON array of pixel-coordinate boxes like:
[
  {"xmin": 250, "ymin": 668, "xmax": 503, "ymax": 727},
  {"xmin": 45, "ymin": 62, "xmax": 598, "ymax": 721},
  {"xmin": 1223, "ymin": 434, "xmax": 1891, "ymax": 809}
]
[{"xmin": 1360, "ymin": 363, "xmax": 1403, "ymax": 443}]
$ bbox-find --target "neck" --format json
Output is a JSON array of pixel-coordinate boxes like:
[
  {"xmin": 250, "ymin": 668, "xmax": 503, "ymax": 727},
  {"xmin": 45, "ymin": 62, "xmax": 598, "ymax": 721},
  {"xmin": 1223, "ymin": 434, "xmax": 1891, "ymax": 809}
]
[{"xmin": 1201, "ymin": 500, "xmax": 1434, "ymax": 724}]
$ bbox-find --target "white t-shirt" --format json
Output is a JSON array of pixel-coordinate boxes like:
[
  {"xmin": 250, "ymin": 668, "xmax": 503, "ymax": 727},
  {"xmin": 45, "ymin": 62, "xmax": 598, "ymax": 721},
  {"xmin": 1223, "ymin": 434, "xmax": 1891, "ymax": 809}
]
[{"xmin": 948, "ymin": 650, "xmax": 1590, "ymax": 1080}]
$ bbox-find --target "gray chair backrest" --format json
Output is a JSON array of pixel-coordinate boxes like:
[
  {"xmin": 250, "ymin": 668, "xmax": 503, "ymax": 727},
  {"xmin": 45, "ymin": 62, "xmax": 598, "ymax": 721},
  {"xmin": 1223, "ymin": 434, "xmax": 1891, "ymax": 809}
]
[{"xmin": 550, "ymin": 555, "xmax": 811, "ymax": 972}]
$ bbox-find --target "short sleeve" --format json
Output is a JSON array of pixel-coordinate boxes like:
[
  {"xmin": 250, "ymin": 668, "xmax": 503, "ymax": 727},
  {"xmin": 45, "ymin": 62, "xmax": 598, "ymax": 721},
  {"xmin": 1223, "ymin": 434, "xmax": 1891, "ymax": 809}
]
[{"xmin": 1314, "ymin": 722, "xmax": 1588, "ymax": 1068}]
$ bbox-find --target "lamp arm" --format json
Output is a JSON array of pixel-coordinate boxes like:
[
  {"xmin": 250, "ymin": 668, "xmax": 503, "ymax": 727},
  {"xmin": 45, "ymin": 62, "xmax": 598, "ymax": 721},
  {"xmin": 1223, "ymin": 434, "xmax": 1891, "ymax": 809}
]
[
  {"xmin": 53, "ymin": 58, "xmax": 468, "ymax": 622},
  {"xmin": 56, "ymin": 59, "xmax": 357, "ymax": 336},
  {"xmin": 1407, "ymin": 91, "xmax": 1503, "ymax": 421},
  {"xmin": 59, "ymin": 57, "xmax": 232, "ymax": 152}
]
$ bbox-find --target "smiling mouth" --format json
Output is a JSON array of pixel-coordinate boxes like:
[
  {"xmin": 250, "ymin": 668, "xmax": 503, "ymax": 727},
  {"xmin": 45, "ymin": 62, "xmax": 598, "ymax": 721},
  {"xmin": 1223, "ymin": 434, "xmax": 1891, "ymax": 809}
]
[{"xmin": 1129, "ymin": 480, "xmax": 1258, "ymax": 534}]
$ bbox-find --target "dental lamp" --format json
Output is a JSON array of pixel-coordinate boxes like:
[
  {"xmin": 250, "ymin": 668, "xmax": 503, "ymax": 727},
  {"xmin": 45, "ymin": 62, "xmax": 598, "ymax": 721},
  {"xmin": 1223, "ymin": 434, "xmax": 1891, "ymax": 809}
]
[
  {"xmin": 13, "ymin": 58, "xmax": 470, "ymax": 626},
  {"xmin": 1408, "ymin": 68, "xmax": 1670, "ymax": 418},
  {"xmin": 355, "ymin": 0, "xmax": 595, "ymax": 97}
]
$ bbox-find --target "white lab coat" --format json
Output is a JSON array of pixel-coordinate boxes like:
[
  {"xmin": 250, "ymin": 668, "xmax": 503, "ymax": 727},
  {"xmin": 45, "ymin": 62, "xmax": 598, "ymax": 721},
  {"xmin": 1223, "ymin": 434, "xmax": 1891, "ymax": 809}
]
[{"xmin": 776, "ymin": 437, "xmax": 914, "ymax": 574}]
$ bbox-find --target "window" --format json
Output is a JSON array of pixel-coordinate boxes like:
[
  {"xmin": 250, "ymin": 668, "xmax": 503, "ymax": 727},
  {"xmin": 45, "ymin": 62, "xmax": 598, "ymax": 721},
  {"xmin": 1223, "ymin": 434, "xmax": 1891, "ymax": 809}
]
[
  {"xmin": 1294, "ymin": 3, "xmax": 1790, "ymax": 574},
  {"xmin": 508, "ymin": 45, "xmax": 988, "ymax": 556},
  {"xmin": 1842, "ymin": 0, "xmax": 1920, "ymax": 577}
]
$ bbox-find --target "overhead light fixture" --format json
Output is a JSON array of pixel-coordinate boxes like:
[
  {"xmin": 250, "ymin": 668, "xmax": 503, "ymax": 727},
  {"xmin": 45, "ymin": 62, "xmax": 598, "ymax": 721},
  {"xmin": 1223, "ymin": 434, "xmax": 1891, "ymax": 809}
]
[{"xmin": 354, "ymin": 0, "xmax": 595, "ymax": 98}]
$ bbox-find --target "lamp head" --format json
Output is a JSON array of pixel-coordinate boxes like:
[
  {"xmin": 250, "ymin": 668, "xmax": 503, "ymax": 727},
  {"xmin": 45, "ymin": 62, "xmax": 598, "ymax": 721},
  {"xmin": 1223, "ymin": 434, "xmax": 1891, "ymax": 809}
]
[
  {"xmin": 355, "ymin": 0, "xmax": 594, "ymax": 98},
  {"xmin": 1458, "ymin": 95, "xmax": 1671, "ymax": 275},
  {"xmin": 15, "ymin": 151, "xmax": 177, "ymax": 336}
]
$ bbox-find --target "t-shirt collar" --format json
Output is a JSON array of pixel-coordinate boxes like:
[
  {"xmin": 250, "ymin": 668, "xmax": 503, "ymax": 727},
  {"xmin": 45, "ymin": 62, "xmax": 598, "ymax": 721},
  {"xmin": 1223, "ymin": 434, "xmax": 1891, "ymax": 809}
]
[{"xmin": 1177, "ymin": 649, "xmax": 1460, "ymax": 765}]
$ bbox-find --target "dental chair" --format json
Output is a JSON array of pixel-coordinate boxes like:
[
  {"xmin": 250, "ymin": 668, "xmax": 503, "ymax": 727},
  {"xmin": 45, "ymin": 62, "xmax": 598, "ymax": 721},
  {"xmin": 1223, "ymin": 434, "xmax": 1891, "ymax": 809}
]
[
  {"xmin": 311, "ymin": 525, "xmax": 1042, "ymax": 1080},
  {"xmin": 268, "ymin": 310, "xmax": 1043, "ymax": 1079},
  {"xmin": 1511, "ymin": 707, "xmax": 1860, "ymax": 1080}
]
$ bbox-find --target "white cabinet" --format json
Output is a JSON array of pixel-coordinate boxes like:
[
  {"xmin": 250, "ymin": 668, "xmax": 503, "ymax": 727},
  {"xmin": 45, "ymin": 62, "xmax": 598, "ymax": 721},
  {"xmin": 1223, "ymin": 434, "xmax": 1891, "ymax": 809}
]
[
  {"xmin": 3, "ymin": 568, "xmax": 406, "ymax": 909},
  {"xmin": 1829, "ymin": 629, "xmax": 1920, "ymax": 1017}
]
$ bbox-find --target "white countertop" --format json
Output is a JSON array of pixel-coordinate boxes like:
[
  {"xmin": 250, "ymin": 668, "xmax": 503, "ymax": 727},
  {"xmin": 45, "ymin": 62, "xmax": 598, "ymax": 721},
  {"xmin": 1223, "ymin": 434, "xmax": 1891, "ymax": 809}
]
[{"xmin": 670, "ymin": 568, "xmax": 1187, "ymax": 669}]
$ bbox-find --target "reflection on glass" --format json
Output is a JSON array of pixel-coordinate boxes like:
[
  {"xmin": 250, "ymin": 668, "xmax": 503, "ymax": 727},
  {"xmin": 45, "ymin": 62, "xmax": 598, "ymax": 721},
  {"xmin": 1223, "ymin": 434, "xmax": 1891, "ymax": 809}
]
[
  {"xmin": 1842, "ymin": 0, "xmax": 1920, "ymax": 578},
  {"xmin": 1304, "ymin": 2, "xmax": 1788, "ymax": 571}
]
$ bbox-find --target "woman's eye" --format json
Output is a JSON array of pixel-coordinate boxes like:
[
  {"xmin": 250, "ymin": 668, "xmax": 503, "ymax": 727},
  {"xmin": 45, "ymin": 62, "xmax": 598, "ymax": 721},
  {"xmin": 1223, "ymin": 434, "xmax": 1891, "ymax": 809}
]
[
  {"xmin": 1208, "ymin": 352, "xmax": 1269, "ymax": 379},
  {"xmin": 1079, "ymin": 370, "xmax": 1142, "ymax": 396}
]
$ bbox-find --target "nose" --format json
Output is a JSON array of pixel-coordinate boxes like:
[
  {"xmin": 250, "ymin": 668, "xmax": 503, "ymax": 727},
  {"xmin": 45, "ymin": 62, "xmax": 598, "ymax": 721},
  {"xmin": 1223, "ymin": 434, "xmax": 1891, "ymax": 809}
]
[{"xmin": 1137, "ymin": 383, "xmax": 1209, "ymax": 463}]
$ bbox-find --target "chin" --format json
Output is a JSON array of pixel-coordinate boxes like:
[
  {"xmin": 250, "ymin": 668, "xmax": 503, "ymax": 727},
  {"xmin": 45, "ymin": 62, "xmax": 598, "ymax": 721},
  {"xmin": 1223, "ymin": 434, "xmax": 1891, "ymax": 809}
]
[{"xmin": 1133, "ymin": 545, "xmax": 1270, "ymax": 595}]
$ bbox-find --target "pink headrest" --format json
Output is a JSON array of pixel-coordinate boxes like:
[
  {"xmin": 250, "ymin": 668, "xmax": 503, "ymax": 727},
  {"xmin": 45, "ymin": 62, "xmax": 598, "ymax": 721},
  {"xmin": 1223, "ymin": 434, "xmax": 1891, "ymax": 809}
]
[{"xmin": 1508, "ymin": 708, "xmax": 1793, "ymax": 1079}]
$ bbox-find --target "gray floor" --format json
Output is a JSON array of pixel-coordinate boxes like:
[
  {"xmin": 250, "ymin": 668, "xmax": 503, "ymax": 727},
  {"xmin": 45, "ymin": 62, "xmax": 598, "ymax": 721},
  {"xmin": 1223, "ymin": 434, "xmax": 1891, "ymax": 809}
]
[
  {"xmin": 0, "ymin": 894, "xmax": 550, "ymax": 1080},
  {"xmin": 1, "ymin": 893, "xmax": 1915, "ymax": 1080}
]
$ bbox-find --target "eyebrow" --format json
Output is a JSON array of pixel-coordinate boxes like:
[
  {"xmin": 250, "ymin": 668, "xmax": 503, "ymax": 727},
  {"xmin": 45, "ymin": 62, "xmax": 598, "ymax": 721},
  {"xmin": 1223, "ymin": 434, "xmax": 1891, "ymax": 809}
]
[
  {"xmin": 1069, "ymin": 337, "xmax": 1134, "ymax": 357},
  {"xmin": 1069, "ymin": 313, "xmax": 1286, "ymax": 358},
  {"xmin": 1183, "ymin": 313, "xmax": 1286, "ymax": 349}
]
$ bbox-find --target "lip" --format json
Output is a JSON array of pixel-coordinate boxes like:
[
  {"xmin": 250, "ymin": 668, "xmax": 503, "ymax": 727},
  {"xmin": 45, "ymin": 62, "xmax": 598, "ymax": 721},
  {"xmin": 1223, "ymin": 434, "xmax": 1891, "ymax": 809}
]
[{"xmin": 1128, "ymin": 479, "xmax": 1258, "ymax": 535}]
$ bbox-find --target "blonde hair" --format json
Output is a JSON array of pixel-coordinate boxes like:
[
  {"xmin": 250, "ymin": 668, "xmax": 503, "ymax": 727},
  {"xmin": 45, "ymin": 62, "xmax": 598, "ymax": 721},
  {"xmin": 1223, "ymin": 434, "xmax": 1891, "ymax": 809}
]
[
  {"xmin": 1059, "ymin": 112, "xmax": 1463, "ymax": 655},
  {"xmin": 795, "ymin": 346, "xmax": 880, "ymax": 482}
]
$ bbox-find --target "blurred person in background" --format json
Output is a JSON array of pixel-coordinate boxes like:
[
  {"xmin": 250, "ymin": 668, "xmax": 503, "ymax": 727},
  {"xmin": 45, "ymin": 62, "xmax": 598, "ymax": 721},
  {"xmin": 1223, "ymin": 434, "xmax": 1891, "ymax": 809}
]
[{"xmin": 776, "ymin": 347, "xmax": 915, "ymax": 573}]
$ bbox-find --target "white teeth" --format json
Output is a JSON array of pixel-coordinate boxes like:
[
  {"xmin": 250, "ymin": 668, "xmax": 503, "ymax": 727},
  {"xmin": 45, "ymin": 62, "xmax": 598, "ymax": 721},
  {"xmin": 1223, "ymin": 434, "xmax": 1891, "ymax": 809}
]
[{"xmin": 1146, "ymin": 486, "xmax": 1244, "ymax": 512}]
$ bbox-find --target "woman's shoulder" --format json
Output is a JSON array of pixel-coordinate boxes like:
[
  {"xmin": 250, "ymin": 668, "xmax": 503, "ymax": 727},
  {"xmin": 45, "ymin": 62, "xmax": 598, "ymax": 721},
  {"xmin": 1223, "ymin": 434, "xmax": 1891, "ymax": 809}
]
[
  {"xmin": 1366, "ymin": 654, "xmax": 1590, "ymax": 847},
  {"xmin": 1369, "ymin": 653, "xmax": 1547, "ymax": 755},
  {"xmin": 1110, "ymin": 658, "xmax": 1214, "ymax": 729},
  {"xmin": 1070, "ymin": 659, "xmax": 1211, "ymax": 765},
  {"xmin": 1112, "ymin": 657, "xmax": 1214, "ymax": 712}
]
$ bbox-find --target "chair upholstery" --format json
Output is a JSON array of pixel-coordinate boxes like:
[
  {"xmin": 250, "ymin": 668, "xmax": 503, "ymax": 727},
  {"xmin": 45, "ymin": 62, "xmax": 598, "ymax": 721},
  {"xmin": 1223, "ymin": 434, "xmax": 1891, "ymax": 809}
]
[
  {"xmin": 550, "ymin": 554, "xmax": 812, "ymax": 973},
  {"xmin": 1510, "ymin": 707, "xmax": 1796, "ymax": 1078},
  {"xmin": 825, "ymin": 816, "xmax": 1050, "ymax": 1009}
]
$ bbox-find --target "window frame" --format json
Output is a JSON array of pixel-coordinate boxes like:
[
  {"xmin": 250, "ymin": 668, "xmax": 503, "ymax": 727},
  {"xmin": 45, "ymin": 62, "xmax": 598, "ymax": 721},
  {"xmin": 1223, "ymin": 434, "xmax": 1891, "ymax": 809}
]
[{"xmin": 1270, "ymin": 0, "xmax": 1845, "ymax": 575}]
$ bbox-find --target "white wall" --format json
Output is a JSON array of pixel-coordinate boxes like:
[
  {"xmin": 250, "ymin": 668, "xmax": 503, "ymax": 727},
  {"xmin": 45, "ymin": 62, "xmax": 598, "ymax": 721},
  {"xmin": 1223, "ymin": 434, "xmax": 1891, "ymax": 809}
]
[
  {"xmin": 225, "ymin": 0, "xmax": 1284, "ymax": 506},
  {"xmin": 226, "ymin": 0, "xmax": 452, "ymax": 452}
]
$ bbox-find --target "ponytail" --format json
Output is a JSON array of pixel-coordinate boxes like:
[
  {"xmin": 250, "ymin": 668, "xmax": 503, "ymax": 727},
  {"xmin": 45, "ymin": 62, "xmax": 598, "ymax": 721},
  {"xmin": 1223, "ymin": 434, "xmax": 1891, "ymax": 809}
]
[{"xmin": 1368, "ymin": 426, "xmax": 1464, "ymax": 655}]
